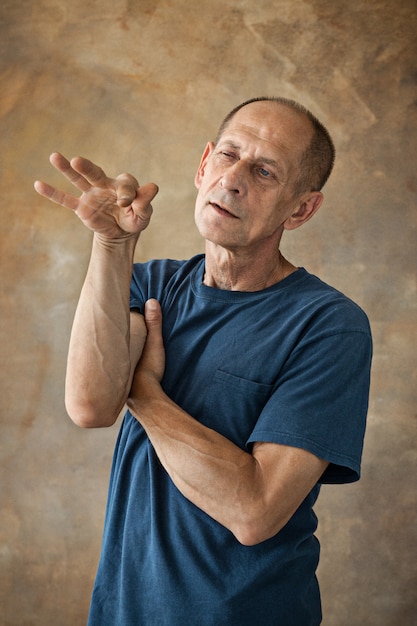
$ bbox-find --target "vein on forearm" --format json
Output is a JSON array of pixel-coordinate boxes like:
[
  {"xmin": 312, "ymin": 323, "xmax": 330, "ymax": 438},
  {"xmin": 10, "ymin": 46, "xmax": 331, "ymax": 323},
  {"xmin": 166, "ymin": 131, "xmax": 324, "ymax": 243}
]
[{"xmin": 65, "ymin": 235, "xmax": 138, "ymax": 424}]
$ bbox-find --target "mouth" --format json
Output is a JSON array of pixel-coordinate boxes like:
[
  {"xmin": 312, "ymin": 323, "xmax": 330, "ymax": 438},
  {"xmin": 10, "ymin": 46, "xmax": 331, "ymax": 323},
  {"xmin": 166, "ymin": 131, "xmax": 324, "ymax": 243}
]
[{"xmin": 209, "ymin": 201, "xmax": 238, "ymax": 219}]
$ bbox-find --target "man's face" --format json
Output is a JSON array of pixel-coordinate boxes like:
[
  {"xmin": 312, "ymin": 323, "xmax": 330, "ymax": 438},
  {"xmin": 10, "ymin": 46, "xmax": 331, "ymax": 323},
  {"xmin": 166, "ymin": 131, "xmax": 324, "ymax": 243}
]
[{"xmin": 194, "ymin": 101, "xmax": 313, "ymax": 253}]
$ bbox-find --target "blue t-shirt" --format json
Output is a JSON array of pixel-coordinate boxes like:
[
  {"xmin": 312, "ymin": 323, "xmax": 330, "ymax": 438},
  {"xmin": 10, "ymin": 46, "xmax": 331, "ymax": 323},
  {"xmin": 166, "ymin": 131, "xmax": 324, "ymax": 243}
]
[{"xmin": 88, "ymin": 255, "xmax": 372, "ymax": 626}]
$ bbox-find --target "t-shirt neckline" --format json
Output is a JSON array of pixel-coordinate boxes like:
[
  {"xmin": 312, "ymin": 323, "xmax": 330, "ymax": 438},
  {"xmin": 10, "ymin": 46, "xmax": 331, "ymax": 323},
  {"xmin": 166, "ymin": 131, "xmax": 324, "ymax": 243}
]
[{"xmin": 191, "ymin": 257, "xmax": 307, "ymax": 302}]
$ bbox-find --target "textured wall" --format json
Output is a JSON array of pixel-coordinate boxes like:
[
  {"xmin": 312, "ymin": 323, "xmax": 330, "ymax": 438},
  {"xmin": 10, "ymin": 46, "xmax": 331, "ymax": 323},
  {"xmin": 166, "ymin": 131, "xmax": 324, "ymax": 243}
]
[{"xmin": 1, "ymin": 1, "xmax": 416, "ymax": 624}]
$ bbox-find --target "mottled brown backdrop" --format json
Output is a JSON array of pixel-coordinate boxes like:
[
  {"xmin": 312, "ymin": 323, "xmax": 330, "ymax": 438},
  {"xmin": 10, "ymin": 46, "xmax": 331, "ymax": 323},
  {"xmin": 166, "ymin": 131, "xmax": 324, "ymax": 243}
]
[{"xmin": 1, "ymin": 1, "xmax": 416, "ymax": 624}]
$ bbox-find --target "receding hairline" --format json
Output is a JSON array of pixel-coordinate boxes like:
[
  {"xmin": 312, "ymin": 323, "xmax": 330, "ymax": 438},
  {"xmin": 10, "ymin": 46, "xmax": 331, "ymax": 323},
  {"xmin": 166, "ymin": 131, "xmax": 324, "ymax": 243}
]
[{"xmin": 215, "ymin": 97, "xmax": 315, "ymax": 142}]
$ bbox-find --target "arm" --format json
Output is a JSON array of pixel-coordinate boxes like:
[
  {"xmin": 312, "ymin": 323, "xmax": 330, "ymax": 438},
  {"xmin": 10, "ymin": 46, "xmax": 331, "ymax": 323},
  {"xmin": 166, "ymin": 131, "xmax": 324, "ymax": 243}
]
[
  {"xmin": 64, "ymin": 243, "xmax": 146, "ymax": 427},
  {"xmin": 127, "ymin": 300, "xmax": 329, "ymax": 546},
  {"xmin": 35, "ymin": 153, "xmax": 158, "ymax": 427}
]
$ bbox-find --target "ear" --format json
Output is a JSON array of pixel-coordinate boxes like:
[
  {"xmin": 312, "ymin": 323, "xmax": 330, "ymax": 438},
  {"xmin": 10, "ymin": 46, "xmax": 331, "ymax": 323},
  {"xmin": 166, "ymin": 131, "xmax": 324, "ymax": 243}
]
[
  {"xmin": 284, "ymin": 191, "xmax": 323, "ymax": 231},
  {"xmin": 194, "ymin": 142, "xmax": 215, "ymax": 189}
]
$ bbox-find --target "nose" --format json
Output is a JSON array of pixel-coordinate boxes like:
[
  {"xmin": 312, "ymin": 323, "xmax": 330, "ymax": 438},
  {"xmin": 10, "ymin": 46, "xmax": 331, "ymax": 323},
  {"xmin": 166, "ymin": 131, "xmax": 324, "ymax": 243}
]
[{"xmin": 220, "ymin": 161, "xmax": 247, "ymax": 194}]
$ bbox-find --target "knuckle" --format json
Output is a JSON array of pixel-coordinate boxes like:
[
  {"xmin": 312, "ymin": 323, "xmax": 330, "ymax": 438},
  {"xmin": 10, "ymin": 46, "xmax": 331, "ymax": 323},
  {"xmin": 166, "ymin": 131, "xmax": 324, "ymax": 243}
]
[{"xmin": 117, "ymin": 172, "xmax": 139, "ymax": 186}]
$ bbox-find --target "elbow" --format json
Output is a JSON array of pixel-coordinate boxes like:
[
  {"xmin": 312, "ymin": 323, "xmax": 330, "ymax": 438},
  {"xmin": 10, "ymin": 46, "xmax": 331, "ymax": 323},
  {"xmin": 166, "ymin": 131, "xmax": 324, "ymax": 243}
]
[
  {"xmin": 231, "ymin": 513, "xmax": 289, "ymax": 547},
  {"xmin": 65, "ymin": 398, "xmax": 119, "ymax": 429}
]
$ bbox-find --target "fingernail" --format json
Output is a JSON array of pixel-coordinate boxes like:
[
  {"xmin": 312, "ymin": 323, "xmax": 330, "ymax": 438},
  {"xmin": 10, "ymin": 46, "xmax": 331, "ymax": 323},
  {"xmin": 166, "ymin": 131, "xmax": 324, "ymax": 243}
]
[{"xmin": 146, "ymin": 299, "xmax": 158, "ymax": 310}]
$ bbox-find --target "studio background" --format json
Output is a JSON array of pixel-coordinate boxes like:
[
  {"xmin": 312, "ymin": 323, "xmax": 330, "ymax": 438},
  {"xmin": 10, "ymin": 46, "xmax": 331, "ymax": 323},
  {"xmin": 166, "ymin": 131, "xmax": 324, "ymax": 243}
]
[{"xmin": 1, "ymin": 1, "xmax": 416, "ymax": 624}]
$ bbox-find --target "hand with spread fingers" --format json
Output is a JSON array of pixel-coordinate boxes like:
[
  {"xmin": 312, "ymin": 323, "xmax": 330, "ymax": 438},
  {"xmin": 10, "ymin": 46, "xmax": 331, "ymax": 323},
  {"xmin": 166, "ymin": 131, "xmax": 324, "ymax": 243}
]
[
  {"xmin": 34, "ymin": 153, "xmax": 159, "ymax": 427},
  {"xmin": 34, "ymin": 152, "xmax": 159, "ymax": 239}
]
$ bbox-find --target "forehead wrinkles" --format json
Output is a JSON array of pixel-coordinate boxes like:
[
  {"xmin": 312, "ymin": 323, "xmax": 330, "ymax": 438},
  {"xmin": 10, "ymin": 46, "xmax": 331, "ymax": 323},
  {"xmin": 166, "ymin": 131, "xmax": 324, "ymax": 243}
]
[
  {"xmin": 229, "ymin": 123, "xmax": 292, "ymax": 150},
  {"xmin": 225, "ymin": 101, "xmax": 313, "ymax": 156}
]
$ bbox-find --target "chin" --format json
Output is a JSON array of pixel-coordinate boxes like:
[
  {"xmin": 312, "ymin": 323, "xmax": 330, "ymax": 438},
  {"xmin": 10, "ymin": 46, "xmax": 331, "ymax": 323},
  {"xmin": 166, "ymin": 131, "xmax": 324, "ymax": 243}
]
[{"xmin": 197, "ymin": 218, "xmax": 235, "ymax": 243}]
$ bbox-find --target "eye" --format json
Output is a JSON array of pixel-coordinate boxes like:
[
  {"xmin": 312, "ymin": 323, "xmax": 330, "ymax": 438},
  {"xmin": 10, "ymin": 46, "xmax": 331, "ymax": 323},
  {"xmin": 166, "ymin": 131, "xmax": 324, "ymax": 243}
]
[{"xmin": 257, "ymin": 167, "xmax": 272, "ymax": 178}]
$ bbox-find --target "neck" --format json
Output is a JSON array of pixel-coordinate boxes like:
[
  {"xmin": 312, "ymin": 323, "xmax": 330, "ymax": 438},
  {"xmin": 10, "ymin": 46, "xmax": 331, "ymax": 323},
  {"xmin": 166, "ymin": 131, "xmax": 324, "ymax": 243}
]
[{"xmin": 203, "ymin": 242, "xmax": 297, "ymax": 292}]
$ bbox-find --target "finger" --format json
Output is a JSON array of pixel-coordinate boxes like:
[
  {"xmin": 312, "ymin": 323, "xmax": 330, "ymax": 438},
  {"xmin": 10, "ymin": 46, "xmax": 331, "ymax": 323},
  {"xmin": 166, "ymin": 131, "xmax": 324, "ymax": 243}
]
[
  {"xmin": 49, "ymin": 152, "xmax": 92, "ymax": 193},
  {"xmin": 115, "ymin": 173, "xmax": 140, "ymax": 208},
  {"xmin": 131, "ymin": 182, "xmax": 159, "ymax": 220},
  {"xmin": 143, "ymin": 299, "xmax": 164, "ymax": 351},
  {"xmin": 34, "ymin": 180, "xmax": 79, "ymax": 211},
  {"xmin": 142, "ymin": 300, "xmax": 165, "ymax": 379},
  {"xmin": 70, "ymin": 156, "xmax": 110, "ymax": 189},
  {"xmin": 144, "ymin": 299, "xmax": 163, "ymax": 331}
]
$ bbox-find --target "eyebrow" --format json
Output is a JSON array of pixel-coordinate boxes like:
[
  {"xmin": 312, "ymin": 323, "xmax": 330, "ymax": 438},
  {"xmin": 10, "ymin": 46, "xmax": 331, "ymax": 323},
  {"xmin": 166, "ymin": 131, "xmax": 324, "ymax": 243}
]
[{"xmin": 219, "ymin": 140, "xmax": 286, "ymax": 175}]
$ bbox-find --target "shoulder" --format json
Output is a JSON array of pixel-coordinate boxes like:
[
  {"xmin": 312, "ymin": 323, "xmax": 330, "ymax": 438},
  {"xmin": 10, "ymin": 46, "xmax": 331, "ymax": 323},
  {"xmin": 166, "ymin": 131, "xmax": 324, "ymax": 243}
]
[
  {"xmin": 129, "ymin": 255, "xmax": 205, "ymax": 312},
  {"xmin": 289, "ymin": 269, "xmax": 371, "ymax": 336},
  {"xmin": 132, "ymin": 254, "xmax": 204, "ymax": 282},
  {"xmin": 131, "ymin": 254, "xmax": 204, "ymax": 292}
]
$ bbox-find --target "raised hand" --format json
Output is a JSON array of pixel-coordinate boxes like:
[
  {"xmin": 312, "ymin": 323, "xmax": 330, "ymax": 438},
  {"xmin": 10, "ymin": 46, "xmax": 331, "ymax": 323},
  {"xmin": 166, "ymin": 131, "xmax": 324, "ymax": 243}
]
[{"xmin": 34, "ymin": 152, "xmax": 159, "ymax": 239}]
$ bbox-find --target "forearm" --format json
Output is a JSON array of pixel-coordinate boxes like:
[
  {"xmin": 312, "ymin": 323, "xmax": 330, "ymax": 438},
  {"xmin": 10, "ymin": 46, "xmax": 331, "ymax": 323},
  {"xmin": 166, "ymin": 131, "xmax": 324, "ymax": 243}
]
[
  {"xmin": 66, "ymin": 233, "xmax": 142, "ymax": 427},
  {"xmin": 127, "ymin": 377, "xmax": 274, "ymax": 545}
]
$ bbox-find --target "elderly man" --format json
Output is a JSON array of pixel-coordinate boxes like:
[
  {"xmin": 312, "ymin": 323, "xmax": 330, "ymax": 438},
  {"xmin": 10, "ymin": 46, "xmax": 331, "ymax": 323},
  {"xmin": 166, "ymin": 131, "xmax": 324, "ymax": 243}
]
[{"xmin": 35, "ymin": 97, "xmax": 372, "ymax": 625}]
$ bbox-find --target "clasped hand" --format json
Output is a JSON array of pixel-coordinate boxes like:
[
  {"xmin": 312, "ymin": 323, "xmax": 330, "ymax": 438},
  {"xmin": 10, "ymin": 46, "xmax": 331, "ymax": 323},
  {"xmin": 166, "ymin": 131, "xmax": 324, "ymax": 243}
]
[{"xmin": 34, "ymin": 153, "xmax": 159, "ymax": 239}]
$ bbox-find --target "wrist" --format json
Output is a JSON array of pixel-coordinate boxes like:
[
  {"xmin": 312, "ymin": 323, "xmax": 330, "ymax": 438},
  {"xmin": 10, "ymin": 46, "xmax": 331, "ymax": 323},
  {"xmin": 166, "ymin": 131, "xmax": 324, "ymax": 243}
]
[
  {"xmin": 94, "ymin": 231, "xmax": 139, "ymax": 249},
  {"xmin": 92, "ymin": 232, "xmax": 139, "ymax": 264},
  {"xmin": 128, "ymin": 373, "xmax": 163, "ymax": 415}
]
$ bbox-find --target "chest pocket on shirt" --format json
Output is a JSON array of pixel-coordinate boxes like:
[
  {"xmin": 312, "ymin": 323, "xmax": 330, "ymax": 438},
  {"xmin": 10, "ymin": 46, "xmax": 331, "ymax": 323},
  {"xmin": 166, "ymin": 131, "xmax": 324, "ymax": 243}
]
[{"xmin": 202, "ymin": 369, "xmax": 273, "ymax": 448}]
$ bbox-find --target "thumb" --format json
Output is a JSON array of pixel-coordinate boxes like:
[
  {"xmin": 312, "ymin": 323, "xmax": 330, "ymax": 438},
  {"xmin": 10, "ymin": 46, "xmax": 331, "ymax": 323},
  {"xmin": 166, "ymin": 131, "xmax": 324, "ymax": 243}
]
[
  {"xmin": 144, "ymin": 299, "xmax": 163, "ymax": 333},
  {"xmin": 141, "ymin": 299, "xmax": 165, "ymax": 380},
  {"xmin": 132, "ymin": 182, "xmax": 159, "ymax": 213}
]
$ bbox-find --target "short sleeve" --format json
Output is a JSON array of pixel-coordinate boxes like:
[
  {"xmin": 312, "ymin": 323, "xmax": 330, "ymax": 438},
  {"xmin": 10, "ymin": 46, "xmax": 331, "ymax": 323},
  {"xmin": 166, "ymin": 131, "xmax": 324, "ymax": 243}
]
[
  {"xmin": 248, "ymin": 325, "xmax": 372, "ymax": 484},
  {"xmin": 130, "ymin": 274, "xmax": 146, "ymax": 314},
  {"xmin": 129, "ymin": 258, "xmax": 187, "ymax": 314}
]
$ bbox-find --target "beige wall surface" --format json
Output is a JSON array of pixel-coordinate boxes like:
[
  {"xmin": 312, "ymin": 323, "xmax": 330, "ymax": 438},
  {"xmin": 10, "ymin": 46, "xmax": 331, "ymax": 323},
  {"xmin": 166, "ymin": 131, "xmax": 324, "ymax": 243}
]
[{"xmin": 1, "ymin": 1, "xmax": 416, "ymax": 624}]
